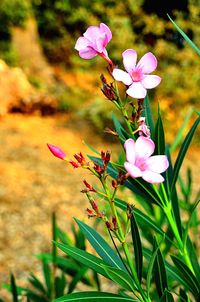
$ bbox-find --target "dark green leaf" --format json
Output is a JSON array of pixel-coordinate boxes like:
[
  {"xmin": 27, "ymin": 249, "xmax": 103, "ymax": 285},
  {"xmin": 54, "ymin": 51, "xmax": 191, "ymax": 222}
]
[
  {"xmin": 54, "ymin": 291, "xmax": 137, "ymax": 301},
  {"xmin": 154, "ymin": 107, "xmax": 165, "ymax": 155},
  {"xmin": 112, "ymin": 113, "xmax": 130, "ymax": 142},
  {"xmin": 146, "ymin": 245, "xmax": 159, "ymax": 296},
  {"xmin": 170, "ymin": 107, "xmax": 193, "ymax": 153},
  {"xmin": 52, "ymin": 212, "xmax": 57, "ymax": 264},
  {"xmin": 89, "ymin": 156, "xmax": 162, "ymax": 206},
  {"xmin": 42, "ymin": 259, "xmax": 52, "ymax": 297},
  {"xmin": 55, "ymin": 242, "xmax": 111, "ymax": 279},
  {"xmin": 160, "ymin": 290, "xmax": 174, "ymax": 302},
  {"xmin": 26, "ymin": 290, "xmax": 47, "ymax": 302},
  {"xmin": 167, "ymin": 15, "xmax": 200, "ymax": 56},
  {"xmin": 186, "ymin": 237, "xmax": 200, "ymax": 282},
  {"xmin": 75, "ymin": 218, "xmax": 127, "ymax": 272},
  {"xmin": 130, "ymin": 210, "xmax": 143, "ymax": 283},
  {"xmin": 153, "ymin": 240, "xmax": 168, "ymax": 297},
  {"xmin": 171, "ymin": 116, "xmax": 200, "ymax": 195},
  {"xmin": 28, "ymin": 274, "xmax": 46, "ymax": 295},
  {"xmin": 55, "ymin": 273, "xmax": 66, "ymax": 298},
  {"xmin": 68, "ymin": 266, "xmax": 88, "ymax": 294},
  {"xmin": 142, "ymin": 94, "xmax": 154, "ymax": 135},
  {"xmin": 10, "ymin": 273, "xmax": 19, "ymax": 302},
  {"xmin": 102, "ymin": 265, "xmax": 136, "ymax": 292},
  {"xmin": 115, "ymin": 198, "xmax": 174, "ymax": 246},
  {"xmin": 171, "ymin": 255, "xmax": 200, "ymax": 298},
  {"xmin": 179, "ymin": 288, "xmax": 189, "ymax": 302}
]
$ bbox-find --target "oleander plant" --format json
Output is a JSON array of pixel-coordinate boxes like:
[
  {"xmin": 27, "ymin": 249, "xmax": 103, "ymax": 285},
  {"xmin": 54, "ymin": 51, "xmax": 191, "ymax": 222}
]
[{"xmin": 5, "ymin": 17, "xmax": 200, "ymax": 302}]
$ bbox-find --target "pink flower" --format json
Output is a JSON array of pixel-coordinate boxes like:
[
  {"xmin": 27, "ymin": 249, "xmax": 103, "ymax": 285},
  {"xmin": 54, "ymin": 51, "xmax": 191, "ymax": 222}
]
[
  {"xmin": 113, "ymin": 49, "xmax": 161, "ymax": 99},
  {"xmin": 75, "ymin": 23, "xmax": 112, "ymax": 62},
  {"xmin": 138, "ymin": 117, "xmax": 150, "ymax": 137},
  {"xmin": 124, "ymin": 137, "xmax": 169, "ymax": 184},
  {"xmin": 47, "ymin": 143, "xmax": 66, "ymax": 160}
]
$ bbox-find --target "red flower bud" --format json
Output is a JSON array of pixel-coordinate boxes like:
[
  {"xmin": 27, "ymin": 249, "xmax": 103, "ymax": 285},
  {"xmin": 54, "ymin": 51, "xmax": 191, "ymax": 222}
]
[{"xmin": 69, "ymin": 160, "xmax": 79, "ymax": 168}]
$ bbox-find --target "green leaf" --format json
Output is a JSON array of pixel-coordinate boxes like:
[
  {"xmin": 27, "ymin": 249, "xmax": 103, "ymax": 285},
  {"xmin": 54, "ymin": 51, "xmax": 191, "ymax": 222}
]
[
  {"xmin": 130, "ymin": 210, "xmax": 143, "ymax": 283},
  {"xmin": 68, "ymin": 266, "xmax": 88, "ymax": 294},
  {"xmin": 179, "ymin": 288, "xmax": 189, "ymax": 302},
  {"xmin": 171, "ymin": 255, "xmax": 200, "ymax": 298},
  {"xmin": 167, "ymin": 15, "xmax": 200, "ymax": 56},
  {"xmin": 10, "ymin": 274, "xmax": 19, "ymax": 302},
  {"xmin": 55, "ymin": 242, "xmax": 111, "ymax": 279},
  {"xmin": 102, "ymin": 265, "xmax": 136, "ymax": 292},
  {"xmin": 89, "ymin": 156, "xmax": 162, "ymax": 206},
  {"xmin": 26, "ymin": 291, "xmax": 47, "ymax": 302},
  {"xmin": 146, "ymin": 245, "xmax": 159, "ymax": 296},
  {"xmin": 75, "ymin": 218, "xmax": 127, "ymax": 272},
  {"xmin": 186, "ymin": 237, "xmax": 200, "ymax": 282},
  {"xmin": 170, "ymin": 107, "xmax": 193, "ymax": 153},
  {"xmin": 55, "ymin": 273, "xmax": 66, "ymax": 298},
  {"xmin": 112, "ymin": 113, "xmax": 130, "ymax": 142},
  {"xmin": 160, "ymin": 290, "xmax": 174, "ymax": 302},
  {"xmin": 54, "ymin": 291, "xmax": 137, "ymax": 302},
  {"xmin": 52, "ymin": 212, "xmax": 57, "ymax": 265},
  {"xmin": 28, "ymin": 273, "xmax": 46, "ymax": 295},
  {"xmin": 142, "ymin": 94, "xmax": 154, "ymax": 135},
  {"xmin": 154, "ymin": 106, "xmax": 165, "ymax": 155},
  {"xmin": 153, "ymin": 240, "xmax": 168, "ymax": 297},
  {"xmin": 42, "ymin": 259, "xmax": 52, "ymax": 297},
  {"xmin": 115, "ymin": 198, "xmax": 174, "ymax": 245},
  {"xmin": 171, "ymin": 116, "xmax": 200, "ymax": 195},
  {"xmin": 183, "ymin": 200, "xmax": 200, "ymax": 249}
]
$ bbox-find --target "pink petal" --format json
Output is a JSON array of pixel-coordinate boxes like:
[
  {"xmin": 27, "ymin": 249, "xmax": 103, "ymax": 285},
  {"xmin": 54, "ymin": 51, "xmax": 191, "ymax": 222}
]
[
  {"xmin": 100, "ymin": 23, "xmax": 112, "ymax": 43},
  {"xmin": 95, "ymin": 33, "xmax": 107, "ymax": 52},
  {"xmin": 124, "ymin": 162, "xmax": 142, "ymax": 178},
  {"xmin": 142, "ymin": 170, "xmax": 164, "ymax": 184},
  {"xmin": 145, "ymin": 155, "xmax": 169, "ymax": 173},
  {"xmin": 135, "ymin": 136, "xmax": 155, "ymax": 160},
  {"xmin": 83, "ymin": 25, "xmax": 101, "ymax": 42},
  {"xmin": 75, "ymin": 37, "xmax": 90, "ymax": 51},
  {"xmin": 122, "ymin": 49, "xmax": 137, "ymax": 74},
  {"xmin": 141, "ymin": 75, "xmax": 161, "ymax": 89},
  {"xmin": 113, "ymin": 68, "xmax": 132, "ymax": 85},
  {"xmin": 137, "ymin": 52, "xmax": 157, "ymax": 74},
  {"xmin": 79, "ymin": 48, "xmax": 97, "ymax": 59},
  {"xmin": 47, "ymin": 144, "xmax": 66, "ymax": 160},
  {"xmin": 124, "ymin": 138, "xmax": 136, "ymax": 164},
  {"xmin": 126, "ymin": 82, "xmax": 147, "ymax": 99}
]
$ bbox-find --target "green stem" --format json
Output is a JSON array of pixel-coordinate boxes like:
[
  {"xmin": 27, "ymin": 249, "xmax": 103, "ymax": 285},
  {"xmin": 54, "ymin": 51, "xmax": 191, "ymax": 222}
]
[
  {"xmin": 153, "ymin": 184, "xmax": 194, "ymax": 274},
  {"xmin": 101, "ymin": 177, "xmax": 150, "ymax": 302},
  {"xmin": 114, "ymin": 80, "xmax": 133, "ymax": 135}
]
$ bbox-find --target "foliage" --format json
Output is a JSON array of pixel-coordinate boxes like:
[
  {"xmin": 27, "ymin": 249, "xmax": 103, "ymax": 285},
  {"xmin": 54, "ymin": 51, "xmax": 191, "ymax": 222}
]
[
  {"xmin": 3, "ymin": 213, "xmax": 101, "ymax": 301},
  {"xmin": 0, "ymin": 0, "xmax": 31, "ymax": 64}
]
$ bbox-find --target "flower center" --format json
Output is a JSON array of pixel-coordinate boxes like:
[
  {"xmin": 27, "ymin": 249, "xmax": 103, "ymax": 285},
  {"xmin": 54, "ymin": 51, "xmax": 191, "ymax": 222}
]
[
  {"xmin": 131, "ymin": 69, "xmax": 143, "ymax": 82},
  {"xmin": 136, "ymin": 158, "xmax": 147, "ymax": 171}
]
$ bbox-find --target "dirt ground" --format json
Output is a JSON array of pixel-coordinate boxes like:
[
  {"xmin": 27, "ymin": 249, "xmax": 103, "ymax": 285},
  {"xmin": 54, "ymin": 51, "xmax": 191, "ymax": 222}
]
[
  {"xmin": 0, "ymin": 113, "xmax": 199, "ymax": 300},
  {"xmin": 0, "ymin": 113, "xmax": 119, "ymax": 300}
]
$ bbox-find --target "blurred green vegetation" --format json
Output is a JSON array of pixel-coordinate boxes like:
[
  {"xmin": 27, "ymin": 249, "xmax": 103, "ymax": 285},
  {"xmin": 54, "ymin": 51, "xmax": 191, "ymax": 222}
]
[{"xmin": 0, "ymin": 0, "xmax": 199, "ymax": 135}]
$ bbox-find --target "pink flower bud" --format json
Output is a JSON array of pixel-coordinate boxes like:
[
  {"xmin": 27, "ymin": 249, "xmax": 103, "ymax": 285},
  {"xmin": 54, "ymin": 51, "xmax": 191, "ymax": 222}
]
[{"xmin": 47, "ymin": 143, "xmax": 66, "ymax": 160}]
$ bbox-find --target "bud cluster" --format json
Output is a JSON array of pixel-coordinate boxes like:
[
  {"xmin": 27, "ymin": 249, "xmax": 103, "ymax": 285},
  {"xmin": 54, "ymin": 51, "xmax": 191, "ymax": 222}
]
[
  {"xmin": 100, "ymin": 74, "xmax": 117, "ymax": 102},
  {"xmin": 93, "ymin": 150, "xmax": 111, "ymax": 175}
]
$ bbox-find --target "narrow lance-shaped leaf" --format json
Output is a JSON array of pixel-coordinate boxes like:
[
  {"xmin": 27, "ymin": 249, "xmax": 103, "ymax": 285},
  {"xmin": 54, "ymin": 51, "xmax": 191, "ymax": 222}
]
[
  {"xmin": 171, "ymin": 116, "xmax": 200, "ymax": 195},
  {"xmin": 153, "ymin": 239, "xmax": 168, "ymax": 298},
  {"xmin": 130, "ymin": 208, "xmax": 143, "ymax": 283},
  {"xmin": 54, "ymin": 291, "xmax": 138, "ymax": 302},
  {"xmin": 75, "ymin": 218, "xmax": 127, "ymax": 272},
  {"xmin": 55, "ymin": 242, "xmax": 113, "ymax": 280},
  {"xmin": 154, "ymin": 105, "xmax": 165, "ymax": 155},
  {"xmin": 142, "ymin": 94, "xmax": 154, "ymax": 135},
  {"xmin": 160, "ymin": 290, "xmax": 174, "ymax": 302},
  {"xmin": 167, "ymin": 15, "xmax": 200, "ymax": 56},
  {"xmin": 89, "ymin": 156, "xmax": 162, "ymax": 206},
  {"xmin": 101, "ymin": 265, "xmax": 137, "ymax": 292},
  {"xmin": 10, "ymin": 273, "xmax": 19, "ymax": 302},
  {"xmin": 171, "ymin": 255, "xmax": 200, "ymax": 299},
  {"xmin": 146, "ymin": 245, "xmax": 159, "ymax": 297}
]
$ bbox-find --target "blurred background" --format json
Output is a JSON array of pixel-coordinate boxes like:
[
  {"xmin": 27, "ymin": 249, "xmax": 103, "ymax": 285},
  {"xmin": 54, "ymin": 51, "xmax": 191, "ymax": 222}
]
[{"xmin": 0, "ymin": 0, "xmax": 199, "ymax": 299}]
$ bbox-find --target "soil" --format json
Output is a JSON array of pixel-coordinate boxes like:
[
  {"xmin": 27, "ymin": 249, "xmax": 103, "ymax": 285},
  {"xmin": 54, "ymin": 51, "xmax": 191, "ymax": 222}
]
[{"xmin": 0, "ymin": 113, "xmax": 118, "ymax": 300}]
